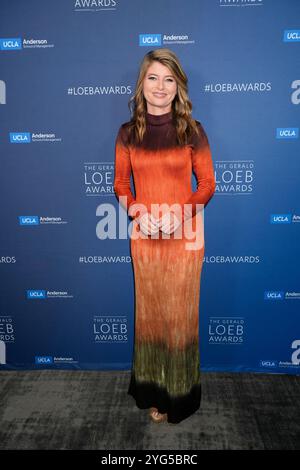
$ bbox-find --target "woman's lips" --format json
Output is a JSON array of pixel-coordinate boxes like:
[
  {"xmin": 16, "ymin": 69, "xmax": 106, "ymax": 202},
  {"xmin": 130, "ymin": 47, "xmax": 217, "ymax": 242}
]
[{"xmin": 153, "ymin": 93, "xmax": 167, "ymax": 98}]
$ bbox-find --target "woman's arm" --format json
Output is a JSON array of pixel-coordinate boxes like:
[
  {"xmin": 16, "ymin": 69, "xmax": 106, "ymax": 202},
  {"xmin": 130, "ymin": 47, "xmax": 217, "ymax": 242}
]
[
  {"xmin": 179, "ymin": 121, "xmax": 216, "ymax": 222},
  {"xmin": 113, "ymin": 125, "xmax": 147, "ymax": 221}
]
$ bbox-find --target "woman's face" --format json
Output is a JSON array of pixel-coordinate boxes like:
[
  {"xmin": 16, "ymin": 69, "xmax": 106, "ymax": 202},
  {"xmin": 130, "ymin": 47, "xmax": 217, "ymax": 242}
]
[{"xmin": 142, "ymin": 61, "xmax": 177, "ymax": 115}]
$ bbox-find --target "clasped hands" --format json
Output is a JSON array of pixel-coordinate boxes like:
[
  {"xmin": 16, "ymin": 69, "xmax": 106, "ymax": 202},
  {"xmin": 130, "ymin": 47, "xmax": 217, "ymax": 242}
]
[{"xmin": 136, "ymin": 211, "xmax": 182, "ymax": 236}]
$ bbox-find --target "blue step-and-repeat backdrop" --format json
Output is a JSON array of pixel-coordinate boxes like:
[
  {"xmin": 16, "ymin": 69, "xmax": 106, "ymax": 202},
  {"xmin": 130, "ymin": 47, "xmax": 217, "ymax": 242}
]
[{"xmin": 0, "ymin": 0, "xmax": 299, "ymax": 374}]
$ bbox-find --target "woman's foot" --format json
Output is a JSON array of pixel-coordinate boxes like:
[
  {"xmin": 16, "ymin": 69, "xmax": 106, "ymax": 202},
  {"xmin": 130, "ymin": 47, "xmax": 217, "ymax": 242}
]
[{"xmin": 149, "ymin": 407, "xmax": 168, "ymax": 423}]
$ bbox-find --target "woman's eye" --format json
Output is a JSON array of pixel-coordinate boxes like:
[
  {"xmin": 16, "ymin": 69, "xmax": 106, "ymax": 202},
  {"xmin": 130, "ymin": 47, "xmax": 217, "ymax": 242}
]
[{"xmin": 148, "ymin": 76, "xmax": 174, "ymax": 82}]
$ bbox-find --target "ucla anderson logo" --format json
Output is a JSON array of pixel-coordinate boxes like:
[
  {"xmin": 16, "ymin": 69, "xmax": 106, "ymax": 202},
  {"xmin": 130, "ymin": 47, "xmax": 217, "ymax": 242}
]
[
  {"xmin": 260, "ymin": 360, "xmax": 277, "ymax": 368},
  {"xmin": 283, "ymin": 30, "xmax": 300, "ymax": 42},
  {"xmin": 276, "ymin": 127, "xmax": 299, "ymax": 139},
  {"xmin": 264, "ymin": 291, "xmax": 284, "ymax": 300},
  {"xmin": 27, "ymin": 290, "xmax": 46, "ymax": 299},
  {"xmin": 0, "ymin": 38, "xmax": 22, "ymax": 50},
  {"xmin": 276, "ymin": 128, "xmax": 298, "ymax": 139},
  {"xmin": 35, "ymin": 356, "xmax": 53, "ymax": 364},
  {"xmin": 19, "ymin": 216, "xmax": 39, "ymax": 225},
  {"xmin": 10, "ymin": 132, "xmax": 31, "ymax": 143},
  {"xmin": 139, "ymin": 34, "xmax": 161, "ymax": 46},
  {"xmin": 270, "ymin": 214, "xmax": 291, "ymax": 224}
]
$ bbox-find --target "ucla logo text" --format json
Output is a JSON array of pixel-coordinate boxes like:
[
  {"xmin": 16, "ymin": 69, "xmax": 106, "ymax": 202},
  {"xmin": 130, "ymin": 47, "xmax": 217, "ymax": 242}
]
[
  {"xmin": 0, "ymin": 38, "xmax": 22, "ymax": 50},
  {"xmin": 264, "ymin": 291, "xmax": 284, "ymax": 300},
  {"xmin": 276, "ymin": 128, "xmax": 298, "ymax": 139},
  {"xmin": 35, "ymin": 356, "xmax": 53, "ymax": 364},
  {"xmin": 10, "ymin": 132, "xmax": 31, "ymax": 143},
  {"xmin": 19, "ymin": 216, "xmax": 39, "ymax": 225},
  {"xmin": 260, "ymin": 360, "xmax": 277, "ymax": 368},
  {"xmin": 139, "ymin": 34, "xmax": 161, "ymax": 47},
  {"xmin": 27, "ymin": 290, "xmax": 46, "ymax": 299},
  {"xmin": 283, "ymin": 30, "xmax": 300, "ymax": 42},
  {"xmin": 270, "ymin": 214, "xmax": 291, "ymax": 224}
]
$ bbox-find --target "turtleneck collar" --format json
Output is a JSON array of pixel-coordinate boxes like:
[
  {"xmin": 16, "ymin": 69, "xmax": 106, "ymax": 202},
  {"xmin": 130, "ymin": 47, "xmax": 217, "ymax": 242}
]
[{"xmin": 145, "ymin": 110, "xmax": 173, "ymax": 126}]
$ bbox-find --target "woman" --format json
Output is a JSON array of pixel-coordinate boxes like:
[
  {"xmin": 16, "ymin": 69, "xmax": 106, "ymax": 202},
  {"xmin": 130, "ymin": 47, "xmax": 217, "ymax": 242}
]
[{"xmin": 113, "ymin": 48, "xmax": 216, "ymax": 424}]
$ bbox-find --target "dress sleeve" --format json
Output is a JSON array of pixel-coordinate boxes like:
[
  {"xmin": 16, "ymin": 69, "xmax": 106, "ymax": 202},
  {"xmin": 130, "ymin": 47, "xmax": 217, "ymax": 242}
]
[
  {"xmin": 113, "ymin": 125, "xmax": 146, "ymax": 220},
  {"xmin": 177, "ymin": 121, "xmax": 216, "ymax": 222}
]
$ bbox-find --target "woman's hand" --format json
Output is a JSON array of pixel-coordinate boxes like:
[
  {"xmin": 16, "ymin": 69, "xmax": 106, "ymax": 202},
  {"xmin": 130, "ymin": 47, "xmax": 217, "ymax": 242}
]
[
  {"xmin": 157, "ymin": 211, "xmax": 182, "ymax": 235},
  {"xmin": 137, "ymin": 212, "xmax": 160, "ymax": 236}
]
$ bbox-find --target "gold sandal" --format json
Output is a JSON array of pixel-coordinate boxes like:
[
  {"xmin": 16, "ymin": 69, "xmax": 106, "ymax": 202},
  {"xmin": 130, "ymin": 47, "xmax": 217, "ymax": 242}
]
[{"xmin": 149, "ymin": 407, "xmax": 168, "ymax": 423}]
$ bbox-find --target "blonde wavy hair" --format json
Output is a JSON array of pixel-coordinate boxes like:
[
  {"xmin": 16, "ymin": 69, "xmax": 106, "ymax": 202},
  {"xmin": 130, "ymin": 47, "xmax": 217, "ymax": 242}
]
[{"xmin": 127, "ymin": 48, "xmax": 199, "ymax": 146}]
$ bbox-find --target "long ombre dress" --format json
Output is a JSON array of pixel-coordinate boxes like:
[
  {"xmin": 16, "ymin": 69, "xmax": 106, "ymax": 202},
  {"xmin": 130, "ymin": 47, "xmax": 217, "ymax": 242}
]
[{"xmin": 113, "ymin": 110, "xmax": 215, "ymax": 424}]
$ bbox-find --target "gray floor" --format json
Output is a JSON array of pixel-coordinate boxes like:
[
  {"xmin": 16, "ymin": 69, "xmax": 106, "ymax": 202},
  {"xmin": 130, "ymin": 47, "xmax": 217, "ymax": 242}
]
[{"xmin": 0, "ymin": 370, "xmax": 299, "ymax": 450}]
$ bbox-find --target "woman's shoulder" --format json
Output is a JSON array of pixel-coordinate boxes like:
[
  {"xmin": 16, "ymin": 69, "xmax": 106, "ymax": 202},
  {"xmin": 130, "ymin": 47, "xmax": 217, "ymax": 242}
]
[
  {"xmin": 117, "ymin": 120, "xmax": 132, "ymax": 134},
  {"xmin": 189, "ymin": 118, "xmax": 209, "ymax": 149},
  {"xmin": 116, "ymin": 120, "xmax": 133, "ymax": 146},
  {"xmin": 194, "ymin": 118, "xmax": 208, "ymax": 137}
]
